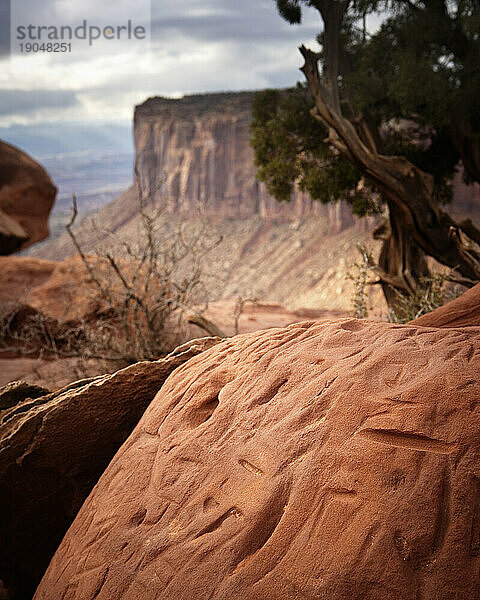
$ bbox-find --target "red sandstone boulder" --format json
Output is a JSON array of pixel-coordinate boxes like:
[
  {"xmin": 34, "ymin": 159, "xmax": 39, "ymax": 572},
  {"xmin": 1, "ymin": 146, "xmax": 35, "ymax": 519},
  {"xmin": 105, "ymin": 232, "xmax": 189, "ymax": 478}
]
[
  {"xmin": 0, "ymin": 141, "xmax": 56, "ymax": 254},
  {"xmin": 0, "ymin": 255, "xmax": 115, "ymax": 324},
  {"xmin": 0, "ymin": 256, "xmax": 57, "ymax": 303},
  {"xmin": 0, "ymin": 337, "xmax": 220, "ymax": 600},
  {"xmin": 35, "ymin": 319, "xmax": 480, "ymax": 599},
  {"xmin": 0, "ymin": 380, "xmax": 49, "ymax": 410},
  {"xmin": 0, "ymin": 208, "xmax": 28, "ymax": 254},
  {"xmin": 411, "ymin": 283, "xmax": 480, "ymax": 328}
]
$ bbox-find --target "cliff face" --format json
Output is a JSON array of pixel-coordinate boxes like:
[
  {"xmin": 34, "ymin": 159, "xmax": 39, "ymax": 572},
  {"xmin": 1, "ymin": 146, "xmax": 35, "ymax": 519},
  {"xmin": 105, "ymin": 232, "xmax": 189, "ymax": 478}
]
[
  {"xmin": 134, "ymin": 92, "xmax": 355, "ymax": 229},
  {"xmin": 28, "ymin": 91, "xmax": 479, "ymax": 315}
]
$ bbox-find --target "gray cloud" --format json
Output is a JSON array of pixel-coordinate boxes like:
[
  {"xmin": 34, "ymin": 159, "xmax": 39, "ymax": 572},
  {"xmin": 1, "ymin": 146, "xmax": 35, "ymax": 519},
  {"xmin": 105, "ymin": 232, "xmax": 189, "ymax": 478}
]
[
  {"xmin": 0, "ymin": 89, "xmax": 79, "ymax": 117},
  {"xmin": 0, "ymin": 0, "xmax": 9, "ymax": 56},
  {"xmin": 151, "ymin": 0, "xmax": 320, "ymax": 43},
  {"xmin": 0, "ymin": 0, "xmax": 323, "ymax": 124}
]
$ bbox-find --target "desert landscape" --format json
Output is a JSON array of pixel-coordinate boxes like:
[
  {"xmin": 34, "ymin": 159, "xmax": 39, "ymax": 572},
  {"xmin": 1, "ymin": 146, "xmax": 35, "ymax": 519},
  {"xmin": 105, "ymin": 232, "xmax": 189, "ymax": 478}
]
[{"xmin": 1, "ymin": 0, "xmax": 480, "ymax": 599}]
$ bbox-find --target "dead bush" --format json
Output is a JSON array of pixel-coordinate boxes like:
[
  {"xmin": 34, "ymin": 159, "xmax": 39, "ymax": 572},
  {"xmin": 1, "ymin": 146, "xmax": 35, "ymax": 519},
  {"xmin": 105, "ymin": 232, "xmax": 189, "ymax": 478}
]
[{"xmin": 0, "ymin": 171, "xmax": 224, "ymax": 366}]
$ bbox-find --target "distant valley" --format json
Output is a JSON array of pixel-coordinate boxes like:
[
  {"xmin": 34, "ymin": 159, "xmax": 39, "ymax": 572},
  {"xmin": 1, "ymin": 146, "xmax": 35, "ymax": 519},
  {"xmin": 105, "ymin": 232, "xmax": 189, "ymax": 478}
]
[
  {"xmin": 39, "ymin": 150, "xmax": 134, "ymax": 238},
  {"xmin": 22, "ymin": 92, "xmax": 480, "ymax": 315},
  {"xmin": 0, "ymin": 121, "xmax": 135, "ymax": 246}
]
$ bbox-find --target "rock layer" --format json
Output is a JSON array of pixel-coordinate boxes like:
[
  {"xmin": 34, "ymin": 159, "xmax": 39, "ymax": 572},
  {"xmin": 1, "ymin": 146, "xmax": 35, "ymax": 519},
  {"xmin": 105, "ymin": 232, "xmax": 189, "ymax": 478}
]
[
  {"xmin": 0, "ymin": 380, "xmax": 49, "ymax": 410},
  {"xmin": 0, "ymin": 337, "xmax": 220, "ymax": 600},
  {"xmin": 0, "ymin": 141, "xmax": 56, "ymax": 254},
  {"xmin": 134, "ymin": 93, "xmax": 356, "ymax": 227},
  {"xmin": 35, "ymin": 319, "xmax": 480, "ymax": 599}
]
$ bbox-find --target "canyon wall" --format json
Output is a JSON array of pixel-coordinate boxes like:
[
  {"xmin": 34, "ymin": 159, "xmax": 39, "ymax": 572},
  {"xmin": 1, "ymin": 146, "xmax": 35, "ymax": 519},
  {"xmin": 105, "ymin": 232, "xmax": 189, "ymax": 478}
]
[
  {"xmin": 134, "ymin": 91, "xmax": 480, "ymax": 228},
  {"xmin": 134, "ymin": 92, "xmax": 356, "ymax": 230},
  {"xmin": 29, "ymin": 91, "xmax": 479, "ymax": 313}
]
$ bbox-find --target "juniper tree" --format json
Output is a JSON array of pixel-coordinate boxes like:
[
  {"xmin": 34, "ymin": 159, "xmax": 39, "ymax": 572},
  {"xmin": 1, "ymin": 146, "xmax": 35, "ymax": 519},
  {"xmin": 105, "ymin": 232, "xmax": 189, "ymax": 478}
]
[{"xmin": 251, "ymin": 0, "xmax": 480, "ymax": 307}]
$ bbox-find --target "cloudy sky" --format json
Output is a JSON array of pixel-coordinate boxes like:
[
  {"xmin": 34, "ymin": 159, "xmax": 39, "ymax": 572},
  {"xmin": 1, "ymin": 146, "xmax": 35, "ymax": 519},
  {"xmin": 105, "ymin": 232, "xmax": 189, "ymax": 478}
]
[{"xmin": 0, "ymin": 0, "xmax": 323, "ymax": 128}]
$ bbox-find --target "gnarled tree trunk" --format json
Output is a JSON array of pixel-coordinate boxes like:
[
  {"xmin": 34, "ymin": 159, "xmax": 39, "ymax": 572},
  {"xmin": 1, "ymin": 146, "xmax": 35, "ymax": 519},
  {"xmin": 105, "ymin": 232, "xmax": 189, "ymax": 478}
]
[
  {"xmin": 298, "ymin": 1, "xmax": 480, "ymax": 306},
  {"xmin": 374, "ymin": 202, "xmax": 430, "ymax": 311}
]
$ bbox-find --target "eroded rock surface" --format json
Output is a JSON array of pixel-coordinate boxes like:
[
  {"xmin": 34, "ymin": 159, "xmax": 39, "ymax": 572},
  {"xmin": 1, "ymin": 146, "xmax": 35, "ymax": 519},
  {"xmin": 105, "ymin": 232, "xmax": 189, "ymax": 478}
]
[
  {"xmin": 0, "ymin": 380, "xmax": 49, "ymax": 410},
  {"xmin": 0, "ymin": 337, "xmax": 220, "ymax": 600},
  {"xmin": 0, "ymin": 141, "xmax": 56, "ymax": 254},
  {"xmin": 35, "ymin": 319, "xmax": 480, "ymax": 599}
]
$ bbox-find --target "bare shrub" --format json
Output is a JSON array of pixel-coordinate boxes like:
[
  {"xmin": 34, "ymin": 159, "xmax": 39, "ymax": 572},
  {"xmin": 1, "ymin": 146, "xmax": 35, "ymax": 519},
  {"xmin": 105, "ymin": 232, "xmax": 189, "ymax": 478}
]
[
  {"xmin": 1, "ymin": 171, "xmax": 224, "ymax": 367},
  {"xmin": 387, "ymin": 273, "xmax": 462, "ymax": 323},
  {"xmin": 63, "ymin": 186, "xmax": 223, "ymax": 362},
  {"xmin": 347, "ymin": 243, "xmax": 376, "ymax": 319},
  {"xmin": 347, "ymin": 243, "xmax": 463, "ymax": 323}
]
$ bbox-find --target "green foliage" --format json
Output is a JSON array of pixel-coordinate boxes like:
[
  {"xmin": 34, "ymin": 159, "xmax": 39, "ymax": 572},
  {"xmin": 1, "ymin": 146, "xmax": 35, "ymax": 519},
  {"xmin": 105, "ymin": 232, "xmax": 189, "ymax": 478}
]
[
  {"xmin": 250, "ymin": 85, "xmax": 380, "ymax": 215},
  {"xmin": 254, "ymin": 0, "xmax": 480, "ymax": 215},
  {"xmin": 276, "ymin": 0, "xmax": 302, "ymax": 23},
  {"xmin": 345, "ymin": 1, "xmax": 480, "ymax": 183}
]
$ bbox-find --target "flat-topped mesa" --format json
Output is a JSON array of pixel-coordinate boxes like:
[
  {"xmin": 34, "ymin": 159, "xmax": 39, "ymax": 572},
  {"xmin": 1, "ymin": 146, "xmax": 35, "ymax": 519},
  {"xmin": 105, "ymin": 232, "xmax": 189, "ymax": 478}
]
[
  {"xmin": 134, "ymin": 91, "xmax": 257, "ymax": 120},
  {"xmin": 133, "ymin": 91, "xmax": 355, "ymax": 227}
]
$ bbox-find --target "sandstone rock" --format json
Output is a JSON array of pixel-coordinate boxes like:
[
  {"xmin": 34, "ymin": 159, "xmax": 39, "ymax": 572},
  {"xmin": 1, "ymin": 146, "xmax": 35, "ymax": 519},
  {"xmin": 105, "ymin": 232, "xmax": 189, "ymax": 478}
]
[
  {"xmin": 0, "ymin": 254, "xmax": 162, "ymax": 331},
  {"xmin": 35, "ymin": 319, "xmax": 480, "ymax": 599},
  {"xmin": 25, "ymin": 255, "xmax": 110, "ymax": 323},
  {"xmin": 0, "ymin": 337, "xmax": 220, "ymax": 600},
  {"xmin": 0, "ymin": 355, "xmax": 121, "ymax": 391},
  {"xmin": 0, "ymin": 208, "xmax": 28, "ymax": 255},
  {"xmin": 411, "ymin": 284, "xmax": 480, "ymax": 328},
  {"xmin": 0, "ymin": 257, "xmax": 56, "ymax": 303},
  {"xmin": 134, "ymin": 93, "xmax": 356, "ymax": 226},
  {"xmin": 0, "ymin": 380, "xmax": 49, "ymax": 410},
  {"xmin": 0, "ymin": 141, "xmax": 56, "ymax": 254}
]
